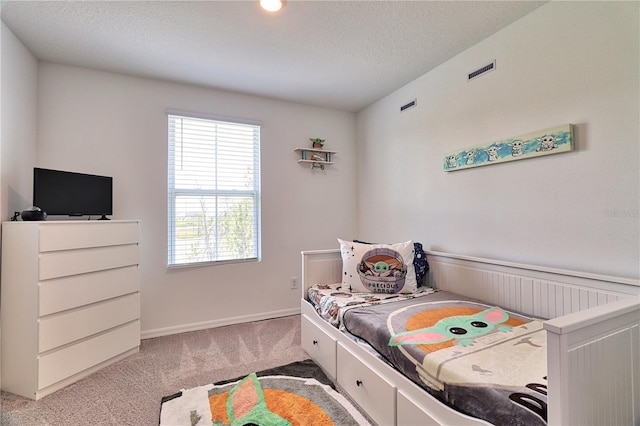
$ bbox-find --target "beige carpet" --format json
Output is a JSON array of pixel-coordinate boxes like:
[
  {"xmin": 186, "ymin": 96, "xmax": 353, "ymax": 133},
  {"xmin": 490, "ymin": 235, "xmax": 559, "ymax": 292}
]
[{"xmin": 1, "ymin": 315, "xmax": 309, "ymax": 425}]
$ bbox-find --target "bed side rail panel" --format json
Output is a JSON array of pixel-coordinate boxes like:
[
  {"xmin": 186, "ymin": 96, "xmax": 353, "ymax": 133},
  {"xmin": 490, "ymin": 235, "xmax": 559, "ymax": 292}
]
[
  {"xmin": 544, "ymin": 298, "xmax": 640, "ymax": 425},
  {"xmin": 426, "ymin": 251, "xmax": 639, "ymax": 320}
]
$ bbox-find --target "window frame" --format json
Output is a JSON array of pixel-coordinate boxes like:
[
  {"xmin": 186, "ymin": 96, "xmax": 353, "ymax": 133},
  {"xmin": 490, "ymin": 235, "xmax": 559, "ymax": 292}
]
[{"xmin": 166, "ymin": 110, "xmax": 262, "ymax": 268}]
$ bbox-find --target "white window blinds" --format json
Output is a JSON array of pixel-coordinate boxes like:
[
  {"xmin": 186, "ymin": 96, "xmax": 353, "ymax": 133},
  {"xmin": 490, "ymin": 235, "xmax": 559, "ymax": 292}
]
[{"xmin": 167, "ymin": 112, "xmax": 261, "ymax": 267}]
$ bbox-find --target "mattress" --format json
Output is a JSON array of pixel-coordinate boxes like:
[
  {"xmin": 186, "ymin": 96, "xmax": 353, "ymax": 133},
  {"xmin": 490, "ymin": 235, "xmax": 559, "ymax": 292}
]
[
  {"xmin": 307, "ymin": 283, "xmax": 435, "ymax": 329},
  {"xmin": 308, "ymin": 285, "xmax": 548, "ymax": 425}
]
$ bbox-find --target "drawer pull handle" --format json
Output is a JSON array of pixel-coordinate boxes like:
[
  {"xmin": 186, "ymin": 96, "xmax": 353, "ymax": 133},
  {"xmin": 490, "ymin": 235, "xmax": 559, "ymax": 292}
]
[
  {"xmin": 312, "ymin": 340, "xmax": 318, "ymax": 345},
  {"xmin": 356, "ymin": 380, "xmax": 363, "ymax": 387}
]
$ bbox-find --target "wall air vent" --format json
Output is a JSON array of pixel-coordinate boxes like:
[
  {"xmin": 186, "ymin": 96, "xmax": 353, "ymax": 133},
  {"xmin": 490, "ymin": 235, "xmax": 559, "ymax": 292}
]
[
  {"xmin": 400, "ymin": 98, "xmax": 417, "ymax": 113},
  {"xmin": 468, "ymin": 60, "xmax": 496, "ymax": 81}
]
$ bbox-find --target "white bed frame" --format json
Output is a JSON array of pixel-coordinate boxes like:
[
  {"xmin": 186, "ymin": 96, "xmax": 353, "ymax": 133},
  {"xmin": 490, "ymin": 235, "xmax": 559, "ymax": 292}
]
[{"xmin": 300, "ymin": 249, "xmax": 640, "ymax": 426}]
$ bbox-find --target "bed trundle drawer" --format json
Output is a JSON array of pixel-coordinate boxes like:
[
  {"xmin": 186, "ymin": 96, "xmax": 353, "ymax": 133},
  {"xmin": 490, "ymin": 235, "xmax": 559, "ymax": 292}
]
[
  {"xmin": 337, "ymin": 342, "xmax": 396, "ymax": 426},
  {"xmin": 301, "ymin": 315, "xmax": 337, "ymax": 380},
  {"xmin": 397, "ymin": 389, "xmax": 441, "ymax": 425}
]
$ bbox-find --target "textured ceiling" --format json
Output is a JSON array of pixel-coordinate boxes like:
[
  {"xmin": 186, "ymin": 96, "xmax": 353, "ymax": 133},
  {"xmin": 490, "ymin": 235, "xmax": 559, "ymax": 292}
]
[{"xmin": 1, "ymin": 1, "xmax": 546, "ymax": 112}]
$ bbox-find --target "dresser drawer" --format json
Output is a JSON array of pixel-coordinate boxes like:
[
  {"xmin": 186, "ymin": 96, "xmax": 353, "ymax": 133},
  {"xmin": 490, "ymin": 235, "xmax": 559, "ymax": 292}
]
[
  {"xmin": 301, "ymin": 315, "xmax": 337, "ymax": 380},
  {"xmin": 39, "ymin": 244, "xmax": 139, "ymax": 280},
  {"xmin": 39, "ymin": 265, "xmax": 139, "ymax": 316},
  {"xmin": 337, "ymin": 343, "xmax": 396, "ymax": 426},
  {"xmin": 38, "ymin": 320, "xmax": 140, "ymax": 390},
  {"xmin": 39, "ymin": 222, "xmax": 139, "ymax": 252},
  {"xmin": 39, "ymin": 293, "xmax": 140, "ymax": 352}
]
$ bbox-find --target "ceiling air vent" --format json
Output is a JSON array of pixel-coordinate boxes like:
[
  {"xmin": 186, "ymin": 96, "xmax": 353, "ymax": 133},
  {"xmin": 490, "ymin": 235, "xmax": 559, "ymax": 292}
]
[
  {"xmin": 400, "ymin": 98, "xmax": 417, "ymax": 113},
  {"xmin": 468, "ymin": 60, "xmax": 496, "ymax": 81}
]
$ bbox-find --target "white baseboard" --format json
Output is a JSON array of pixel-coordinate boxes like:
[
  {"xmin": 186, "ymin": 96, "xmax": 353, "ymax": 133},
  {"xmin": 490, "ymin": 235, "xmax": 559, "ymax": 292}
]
[{"xmin": 140, "ymin": 307, "xmax": 301, "ymax": 339}]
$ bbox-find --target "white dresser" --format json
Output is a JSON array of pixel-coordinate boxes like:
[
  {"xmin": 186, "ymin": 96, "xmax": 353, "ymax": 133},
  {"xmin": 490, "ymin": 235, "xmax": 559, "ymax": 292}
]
[{"xmin": 0, "ymin": 220, "xmax": 141, "ymax": 400}]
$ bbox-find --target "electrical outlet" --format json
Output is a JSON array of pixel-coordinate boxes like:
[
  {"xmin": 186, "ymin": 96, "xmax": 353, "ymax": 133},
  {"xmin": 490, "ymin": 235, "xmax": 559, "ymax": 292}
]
[{"xmin": 290, "ymin": 276, "xmax": 299, "ymax": 289}]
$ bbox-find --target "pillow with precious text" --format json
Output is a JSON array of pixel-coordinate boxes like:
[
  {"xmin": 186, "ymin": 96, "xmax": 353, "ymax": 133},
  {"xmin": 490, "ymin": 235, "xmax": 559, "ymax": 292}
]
[{"xmin": 338, "ymin": 239, "xmax": 417, "ymax": 294}]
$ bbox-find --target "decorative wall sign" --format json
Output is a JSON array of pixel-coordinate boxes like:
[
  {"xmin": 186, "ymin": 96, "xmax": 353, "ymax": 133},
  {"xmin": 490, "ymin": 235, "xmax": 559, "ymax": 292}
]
[{"xmin": 443, "ymin": 124, "xmax": 574, "ymax": 171}]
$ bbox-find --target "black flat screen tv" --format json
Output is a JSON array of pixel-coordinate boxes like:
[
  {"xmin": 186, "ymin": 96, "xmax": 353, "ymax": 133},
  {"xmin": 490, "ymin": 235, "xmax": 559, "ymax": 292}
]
[{"xmin": 33, "ymin": 168, "xmax": 113, "ymax": 219}]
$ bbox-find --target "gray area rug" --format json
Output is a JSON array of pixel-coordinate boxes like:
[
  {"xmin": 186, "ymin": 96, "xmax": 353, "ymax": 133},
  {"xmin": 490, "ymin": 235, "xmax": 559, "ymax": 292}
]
[{"xmin": 1, "ymin": 315, "xmax": 309, "ymax": 425}]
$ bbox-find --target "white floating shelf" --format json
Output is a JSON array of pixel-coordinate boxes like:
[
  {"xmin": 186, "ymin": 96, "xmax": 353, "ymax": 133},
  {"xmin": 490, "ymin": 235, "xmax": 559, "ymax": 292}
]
[{"xmin": 295, "ymin": 147, "xmax": 337, "ymax": 171}]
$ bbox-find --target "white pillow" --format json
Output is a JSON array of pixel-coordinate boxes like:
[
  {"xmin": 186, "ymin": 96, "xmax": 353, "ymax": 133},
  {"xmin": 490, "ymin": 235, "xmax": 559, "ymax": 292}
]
[{"xmin": 338, "ymin": 239, "xmax": 417, "ymax": 294}]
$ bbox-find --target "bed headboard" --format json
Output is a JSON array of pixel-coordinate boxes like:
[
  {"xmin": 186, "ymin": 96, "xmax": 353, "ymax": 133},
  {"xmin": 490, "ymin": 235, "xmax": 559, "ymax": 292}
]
[
  {"xmin": 301, "ymin": 249, "xmax": 639, "ymax": 320},
  {"xmin": 301, "ymin": 249, "xmax": 343, "ymax": 291}
]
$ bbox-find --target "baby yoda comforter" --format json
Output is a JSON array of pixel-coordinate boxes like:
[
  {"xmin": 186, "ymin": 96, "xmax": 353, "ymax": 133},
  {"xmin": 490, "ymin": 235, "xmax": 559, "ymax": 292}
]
[{"xmin": 342, "ymin": 291, "xmax": 548, "ymax": 426}]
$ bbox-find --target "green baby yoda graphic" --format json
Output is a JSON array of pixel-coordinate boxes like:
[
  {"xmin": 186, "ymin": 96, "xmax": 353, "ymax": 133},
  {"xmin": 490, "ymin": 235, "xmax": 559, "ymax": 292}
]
[
  {"xmin": 214, "ymin": 373, "xmax": 291, "ymax": 426},
  {"xmin": 389, "ymin": 306, "xmax": 512, "ymax": 347},
  {"xmin": 362, "ymin": 259, "xmax": 402, "ymax": 277},
  {"xmin": 372, "ymin": 261, "xmax": 390, "ymax": 274}
]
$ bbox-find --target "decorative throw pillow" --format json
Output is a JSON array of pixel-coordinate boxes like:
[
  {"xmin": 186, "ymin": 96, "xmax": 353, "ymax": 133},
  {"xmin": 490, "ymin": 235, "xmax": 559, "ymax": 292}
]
[
  {"xmin": 355, "ymin": 239, "xmax": 429, "ymax": 287},
  {"xmin": 338, "ymin": 239, "xmax": 417, "ymax": 294},
  {"xmin": 413, "ymin": 242, "xmax": 430, "ymax": 286}
]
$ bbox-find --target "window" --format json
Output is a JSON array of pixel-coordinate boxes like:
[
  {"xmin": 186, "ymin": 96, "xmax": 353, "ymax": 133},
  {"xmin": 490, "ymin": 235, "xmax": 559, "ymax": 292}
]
[{"xmin": 167, "ymin": 111, "xmax": 261, "ymax": 267}]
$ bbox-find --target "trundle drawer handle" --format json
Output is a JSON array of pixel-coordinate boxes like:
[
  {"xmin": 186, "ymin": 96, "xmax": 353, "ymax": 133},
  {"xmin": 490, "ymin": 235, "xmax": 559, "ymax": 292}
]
[
  {"xmin": 312, "ymin": 340, "xmax": 318, "ymax": 345},
  {"xmin": 356, "ymin": 380, "xmax": 363, "ymax": 387}
]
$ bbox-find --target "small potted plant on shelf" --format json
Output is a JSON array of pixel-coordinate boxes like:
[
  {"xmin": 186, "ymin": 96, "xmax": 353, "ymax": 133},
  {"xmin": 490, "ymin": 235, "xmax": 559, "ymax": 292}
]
[{"xmin": 310, "ymin": 138, "xmax": 325, "ymax": 149}]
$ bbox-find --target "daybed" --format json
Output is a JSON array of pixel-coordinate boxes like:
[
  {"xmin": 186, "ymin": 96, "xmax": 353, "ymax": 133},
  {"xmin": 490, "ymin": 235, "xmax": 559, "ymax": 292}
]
[{"xmin": 300, "ymin": 248, "xmax": 639, "ymax": 426}]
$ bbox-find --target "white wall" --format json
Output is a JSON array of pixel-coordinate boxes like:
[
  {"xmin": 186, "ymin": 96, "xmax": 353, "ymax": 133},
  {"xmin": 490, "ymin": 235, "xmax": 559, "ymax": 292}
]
[
  {"xmin": 0, "ymin": 20, "xmax": 39, "ymax": 390},
  {"xmin": 4, "ymin": 1, "xmax": 638, "ymax": 341},
  {"xmin": 35, "ymin": 64, "xmax": 357, "ymax": 336},
  {"xmin": 0, "ymin": 22, "xmax": 38, "ymax": 223},
  {"xmin": 356, "ymin": 2, "xmax": 639, "ymax": 279}
]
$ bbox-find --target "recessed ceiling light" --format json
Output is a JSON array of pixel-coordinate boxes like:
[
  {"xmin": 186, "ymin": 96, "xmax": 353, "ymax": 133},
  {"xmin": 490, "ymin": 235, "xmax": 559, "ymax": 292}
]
[{"xmin": 260, "ymin": 0, "xmax": 285, "ymax": 12}]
